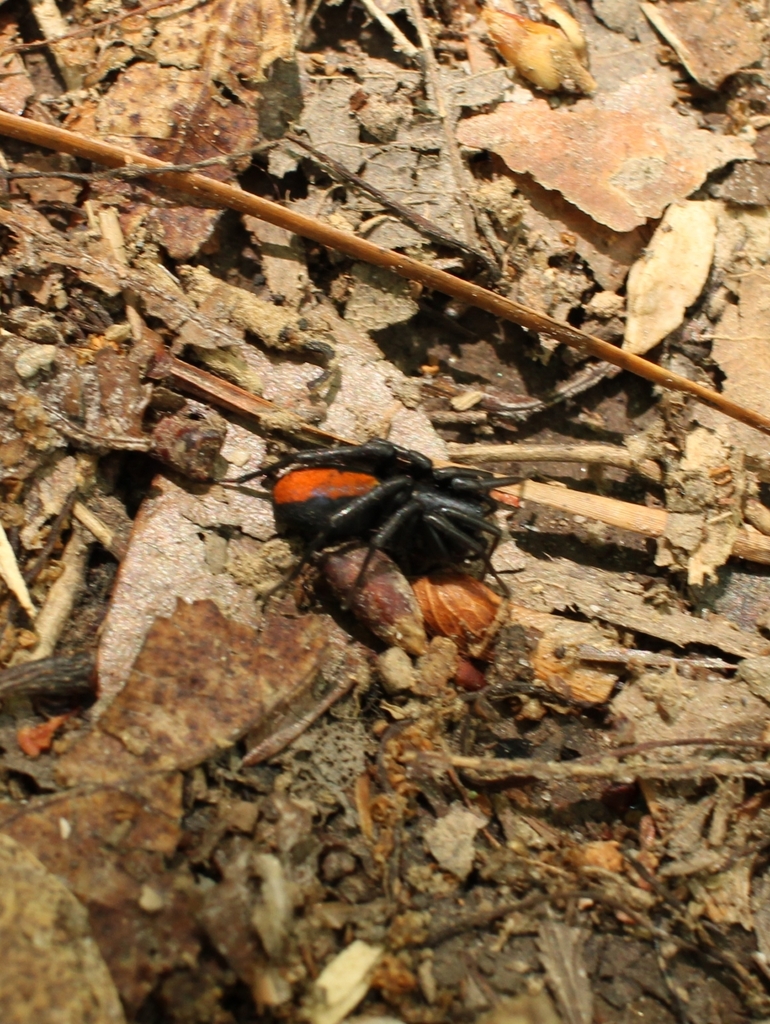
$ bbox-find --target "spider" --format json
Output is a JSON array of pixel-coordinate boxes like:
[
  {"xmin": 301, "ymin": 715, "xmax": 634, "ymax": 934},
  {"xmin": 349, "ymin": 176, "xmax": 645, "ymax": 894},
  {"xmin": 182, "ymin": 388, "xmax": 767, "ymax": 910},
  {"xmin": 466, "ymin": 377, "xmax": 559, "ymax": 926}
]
[{"xmin": 250, "ymin": 439, "xmax": 516, "ymax": 592}]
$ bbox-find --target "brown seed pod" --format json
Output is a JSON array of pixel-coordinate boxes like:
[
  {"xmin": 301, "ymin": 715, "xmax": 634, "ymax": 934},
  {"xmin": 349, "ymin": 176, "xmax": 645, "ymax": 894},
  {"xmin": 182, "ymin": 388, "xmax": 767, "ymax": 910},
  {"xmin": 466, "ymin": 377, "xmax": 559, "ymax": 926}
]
[
  {"xmin": 411, "ymin": 571, "xmax": 504, "ymax": 657},
  {"xmin": 322, "ymin": 546, "xmax": 428, "ymax": 656}
]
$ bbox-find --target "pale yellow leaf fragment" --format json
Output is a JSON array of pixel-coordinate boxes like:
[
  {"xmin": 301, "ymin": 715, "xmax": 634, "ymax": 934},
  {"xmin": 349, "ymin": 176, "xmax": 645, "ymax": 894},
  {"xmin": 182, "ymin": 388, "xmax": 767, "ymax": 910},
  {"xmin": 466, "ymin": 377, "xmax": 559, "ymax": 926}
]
[
  {"xmin": 307, "ymin": 940, "xmax": 384, "ymax": 1024},
  {"xmin": 624, "ymin": 201, "xmax": 718, "ymax": 355}
]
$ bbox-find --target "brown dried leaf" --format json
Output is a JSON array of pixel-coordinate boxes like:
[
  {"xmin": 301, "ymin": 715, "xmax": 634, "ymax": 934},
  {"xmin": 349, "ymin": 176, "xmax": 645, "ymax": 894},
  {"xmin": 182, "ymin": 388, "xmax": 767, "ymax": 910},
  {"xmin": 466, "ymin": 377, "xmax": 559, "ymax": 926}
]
[
  {"xmin": 67, "ymin": 0, "xmax": 295, "ymax": 257},
  {"xmin": 0, "ymin": 778, "xmax": 196, "ymax": 1011},
  {"xmin": 151, "ymin": 0, "xmax": 293, "ymax": 89},
  {"xmin": 456, "ymin": 75, "xmax": 754, "ymax": 231},
  {"xmin": 0, "ymin": 833, "xmax": 126, "ymax": 1024},
  {"xmin": 511, "ymin": 174, "xmax": 650, "ymax": 291},
  {"xmin": 58, "ymin": 598, "xmax": 331, "ymax": 784},
  {"xmin": 641, "ymin": 0, "xmax": 765, "ymax": 91}
]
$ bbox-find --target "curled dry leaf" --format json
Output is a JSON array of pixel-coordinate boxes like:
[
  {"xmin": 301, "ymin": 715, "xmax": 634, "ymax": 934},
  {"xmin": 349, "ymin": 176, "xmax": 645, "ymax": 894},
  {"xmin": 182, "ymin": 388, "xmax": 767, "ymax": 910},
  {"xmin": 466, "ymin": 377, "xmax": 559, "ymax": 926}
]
[
  {"xmin": 483, "ymin": 1, "xmax": 596, "ymax": 94},
  {"xmin": 456, "ymin": 74, "xmax": 754, "ymax": 231},
  {"xmin": 624, "ymin": 201, "xmax": 719, "ymax": 356},
  {"xmin": 412, "ymin": 571, "xmax": 503, "ymax": 656}
]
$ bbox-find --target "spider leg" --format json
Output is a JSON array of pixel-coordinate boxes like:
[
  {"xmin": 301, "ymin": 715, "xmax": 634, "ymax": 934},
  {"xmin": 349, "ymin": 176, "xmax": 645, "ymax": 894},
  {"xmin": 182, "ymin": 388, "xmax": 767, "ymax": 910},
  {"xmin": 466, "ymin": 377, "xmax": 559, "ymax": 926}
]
[
  {"xmin": 423, "ymin": 511, "xmax": 509, "ymax": 595},
  {"xmin": 447, "ymin": 474, "xmax": 520, "ymax": 494},
  {"xmin": 268, "ymin": 476, "xmax": 413, "ymax": 604},
  {"xmin": 347, "ymin": 499, "xmax": 423, "ymax": 601},
  {"xmin": 441, "ymin": 507, "xmax": 502, "ymax": 540},
  {"xmin": 267, "ymin": 440, "xmax": 431, "ymax": 480}
]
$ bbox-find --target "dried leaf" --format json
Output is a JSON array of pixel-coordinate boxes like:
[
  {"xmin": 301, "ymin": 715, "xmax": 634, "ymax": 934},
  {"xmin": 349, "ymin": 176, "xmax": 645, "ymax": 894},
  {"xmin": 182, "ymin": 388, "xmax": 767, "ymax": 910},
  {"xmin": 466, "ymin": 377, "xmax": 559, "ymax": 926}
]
[
  {"xmin": 67, "ymin": 0, "xmax": 295, "ymax": 257},
  {"xmin": 0, "ymin": 833, "xmax": 126, "ymax": 1024},
  {"xmin": 0, "ymin": 15, "xmax": 34, "ymax": 116},
  {"xmin": 344, "ymin": 263, "xmax": 420, "ymax": 332},
  {"xmin": 624, "ymin": 201, "xmax": 719, "ymax": 355},
  {"xmin": 306, "ymin": 940, "xmax": 384, "ymax": 1024},
  {"xmin": 58, "ymin": 598, "xmax": 331, "ymax": 784},
  {"xmin": 611, "ymin": 672, "xmax": 769, "ymax": 750},
  {"xmin": 690, "ymin": 857, "xmax": 754, "ymax": 930},
  {"xmin": 537, "ymin": 921, "xmax": 593, "ymax": 1024},
  {"xmin": 424, "ymin": 804, "xmax": 489, "ymax": 880},
  {"xmin": 655, "ymin": 427, "xmax": 745, "ymax": 586},
  {"xmin": 701, "ymin": 206, "xmax": 770, "ymax": 467},
  {"xmin": 0, "ymin": 779, "xmax": 196, "ymax": 1010},
  {"xmin": 641, "ymin": 0, "xmax": 764, "ymax": 91},
  {"xmin": 456, "ymin": 75, "xmax": 754, "ymax": 231}
]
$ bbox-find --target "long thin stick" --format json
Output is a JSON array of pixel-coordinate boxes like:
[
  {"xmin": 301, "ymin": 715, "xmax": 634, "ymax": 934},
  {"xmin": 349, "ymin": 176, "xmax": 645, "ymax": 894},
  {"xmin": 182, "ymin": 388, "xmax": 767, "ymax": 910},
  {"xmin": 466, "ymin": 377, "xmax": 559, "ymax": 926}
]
[{"xmin": 0, "ymin": 110, "xmax": 769, "ymax": 435}]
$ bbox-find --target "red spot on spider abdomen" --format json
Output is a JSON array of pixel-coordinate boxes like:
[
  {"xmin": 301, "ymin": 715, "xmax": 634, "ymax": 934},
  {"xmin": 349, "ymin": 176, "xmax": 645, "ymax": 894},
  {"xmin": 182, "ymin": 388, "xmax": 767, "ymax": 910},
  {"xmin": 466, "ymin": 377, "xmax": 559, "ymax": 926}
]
[{"xmin": 273, "ymin": 468, "xmax": 378, "ymax": 506}]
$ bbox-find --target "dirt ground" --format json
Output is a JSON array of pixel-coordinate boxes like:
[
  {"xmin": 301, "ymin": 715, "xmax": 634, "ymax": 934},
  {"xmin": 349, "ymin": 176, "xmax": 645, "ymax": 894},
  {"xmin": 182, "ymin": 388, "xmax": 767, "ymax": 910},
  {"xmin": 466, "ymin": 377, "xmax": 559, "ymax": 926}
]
[{"xmin": 1, "ymin": 0, "xmax": 770, "ymax": 1021}]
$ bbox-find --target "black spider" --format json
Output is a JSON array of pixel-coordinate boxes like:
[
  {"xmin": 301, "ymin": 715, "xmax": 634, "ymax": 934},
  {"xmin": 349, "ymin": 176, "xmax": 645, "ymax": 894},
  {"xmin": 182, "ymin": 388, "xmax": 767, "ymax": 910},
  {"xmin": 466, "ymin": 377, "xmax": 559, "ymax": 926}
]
[{"xmin": 257, "ymin": 439, "xmax": 515, "ymax": 590}]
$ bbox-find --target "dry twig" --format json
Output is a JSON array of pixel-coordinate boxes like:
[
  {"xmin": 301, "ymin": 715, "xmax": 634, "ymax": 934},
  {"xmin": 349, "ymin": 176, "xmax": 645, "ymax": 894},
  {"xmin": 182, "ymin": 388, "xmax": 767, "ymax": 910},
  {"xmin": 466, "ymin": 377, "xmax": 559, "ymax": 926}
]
[{"xmin": 1, "ymin": 111, "xmax": 769, "ymax": 436}]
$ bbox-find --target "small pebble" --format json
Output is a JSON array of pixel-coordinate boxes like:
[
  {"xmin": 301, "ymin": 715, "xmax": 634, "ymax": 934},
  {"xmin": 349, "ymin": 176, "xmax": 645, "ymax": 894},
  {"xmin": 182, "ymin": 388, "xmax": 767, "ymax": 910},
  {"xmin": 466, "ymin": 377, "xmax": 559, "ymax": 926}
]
[
  {"xmin": 376, "ymin": 646, "xmax": 416, "ymax": 694},
  {"xmin": 15, "ymin": 344, "xmax": 57, "ymax": 380},
  {"xmin": 321, "ymin": 849, "xmax": 357, "ymax": 883}
]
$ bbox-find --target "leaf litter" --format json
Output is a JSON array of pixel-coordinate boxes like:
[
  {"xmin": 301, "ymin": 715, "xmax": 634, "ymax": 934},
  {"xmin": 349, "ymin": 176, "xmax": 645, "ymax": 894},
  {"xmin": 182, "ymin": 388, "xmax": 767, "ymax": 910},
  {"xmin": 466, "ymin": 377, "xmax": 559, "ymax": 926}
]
[{"xmin": 0, "ymin": 0, "xmax": 769, "ymax": 1020}]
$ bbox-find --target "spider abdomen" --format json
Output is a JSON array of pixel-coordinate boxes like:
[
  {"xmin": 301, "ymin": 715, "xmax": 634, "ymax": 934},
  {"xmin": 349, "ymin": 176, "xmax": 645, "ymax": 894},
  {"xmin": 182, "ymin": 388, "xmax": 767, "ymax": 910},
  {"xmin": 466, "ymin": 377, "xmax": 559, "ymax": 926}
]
[{"xmin": 273, "ymin": 467, "xmax": 381, "ymax": 536}]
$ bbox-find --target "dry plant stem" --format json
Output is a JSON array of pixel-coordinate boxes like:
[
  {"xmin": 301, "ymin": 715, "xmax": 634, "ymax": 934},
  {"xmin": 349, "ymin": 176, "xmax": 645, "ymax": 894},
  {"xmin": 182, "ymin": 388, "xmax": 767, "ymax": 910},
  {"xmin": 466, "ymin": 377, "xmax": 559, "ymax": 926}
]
[
  {"xmin": 438, "ymin": 753, "xmax": 770, "ymax": 784},
  {"xmin": 0, "ymin": 652, "xmax": 94, "ymax": 701},
  {"xmin": 97, "ymin": 207, "xmax": 144, "ymax": 340},
  {"xmin": 150, "ymin": 351, "xmax": 343, "ymax": 445},
  {"xmin": 72, "ymin": 501, "xmax": 120, "ymax": 558},
  {"xmin": 576, "ymin": 645, "xmax": 736, "ymax": 673},
  {"xmin": 491, "ymin": 478, "xmax": 770, "ymax": 565},
  {"xmin": 0, "ymin": 0, "xmax": 208, "ymax": 54},
  {"xmin": 13, "ymin": 523, "xmax": 89, "ymax": 664},
  {"xmin": 449, "ymin": 441, "xmax": 662, "ymax": 480},
  {"xmin": 242, "ymin": 673, "xmax": 357, "ymax": 765},
  {"xmin": 0, "ymin": 523, "xmax": 36, "ymax": 618},
  {"xmin": 1, "ymin": 113, "xmax": 768, "ymax": 436},
  {"xmin": 358, "ymin": 0, "xmax": 420, "ymax": 57}
]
